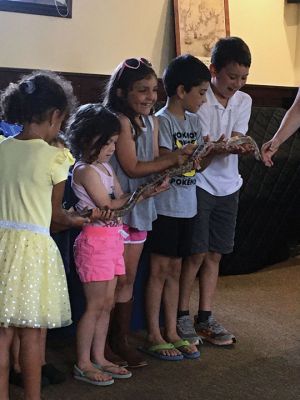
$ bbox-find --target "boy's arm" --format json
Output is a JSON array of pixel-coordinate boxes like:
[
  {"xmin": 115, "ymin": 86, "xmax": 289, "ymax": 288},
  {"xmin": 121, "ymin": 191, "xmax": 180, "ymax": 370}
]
[
  {"xmin": 228, "ymin": 95, "xmax": 253, "ymax": 154},
  {"xmin": 197, "ymin": 102, "xmax": 211, "ymax": 139},
  {"xmin": 231, "ymin": 94, "xmax": 252, "ymax": 137}
]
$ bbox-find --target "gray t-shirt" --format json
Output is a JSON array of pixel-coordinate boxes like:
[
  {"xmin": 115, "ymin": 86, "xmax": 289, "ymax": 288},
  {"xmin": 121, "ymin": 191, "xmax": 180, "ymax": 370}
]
[
  {"xmin": 110, "ymin": 115, "xmax": 157, "ymax": 231},
  {"xmin": 154, "ymin": 107, "xmax": 204, "ymax": 218}
]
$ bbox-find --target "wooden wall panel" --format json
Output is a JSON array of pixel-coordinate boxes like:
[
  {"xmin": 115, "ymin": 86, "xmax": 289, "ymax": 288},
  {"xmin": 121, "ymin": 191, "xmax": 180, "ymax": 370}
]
[{"xmin": 0, "ymin": 67, "xmax": 298, "ymax": 109}]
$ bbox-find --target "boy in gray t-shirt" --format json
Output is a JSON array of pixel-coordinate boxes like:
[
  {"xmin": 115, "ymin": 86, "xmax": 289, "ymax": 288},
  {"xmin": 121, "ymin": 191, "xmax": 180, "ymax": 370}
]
[
  {"xmin": 154, "ymin": 107, "xmax": 203, "ymax": 218},
  {"xmin": 140, "ymin": 55, "xmax": 211, "ymax": 361}
]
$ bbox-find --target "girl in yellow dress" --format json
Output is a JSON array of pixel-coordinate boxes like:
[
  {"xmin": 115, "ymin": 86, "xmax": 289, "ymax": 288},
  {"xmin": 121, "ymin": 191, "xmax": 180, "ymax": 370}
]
[{"xmin": 0, "ymin": 71, "xmax": 89, "ymax": 400}]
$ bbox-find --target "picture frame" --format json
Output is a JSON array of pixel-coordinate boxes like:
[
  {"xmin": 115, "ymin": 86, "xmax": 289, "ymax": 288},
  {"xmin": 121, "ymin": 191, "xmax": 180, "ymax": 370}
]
[
  {"xmin": 0, "ymin": 0, "xmax": 72, "ymax": 18},
  {"xmin": 173, "ymin": 0, "xmax": 230, "ymax": 65}
]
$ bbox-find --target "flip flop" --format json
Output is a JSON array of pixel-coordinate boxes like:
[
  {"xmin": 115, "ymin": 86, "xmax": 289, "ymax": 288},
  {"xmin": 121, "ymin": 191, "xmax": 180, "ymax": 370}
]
[
  {"xmin": 173, "ymin": 339, "xmax": 201, "ymax": 359},
  {"xmin": 138, "ymin": 343, "xmax": 184, "ymax": 361},
  {"xmin": 73, "ymin": 364, "xmax": 114, "ymax": 386},
  {"xmin": 92, "ymin": 362, "xmax": 132, "ymax": 379}
]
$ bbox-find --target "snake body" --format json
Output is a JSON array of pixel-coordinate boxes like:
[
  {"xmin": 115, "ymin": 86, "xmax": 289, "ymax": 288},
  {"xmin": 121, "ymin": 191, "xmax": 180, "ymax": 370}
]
[{"xmin": 81, "ymin": 135, "xmax": 261, "ymax": 218}]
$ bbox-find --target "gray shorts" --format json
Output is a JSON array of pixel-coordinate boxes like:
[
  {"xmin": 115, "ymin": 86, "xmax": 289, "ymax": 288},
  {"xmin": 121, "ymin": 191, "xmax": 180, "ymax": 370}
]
[{"xmin": 190, "ymin": 187, "xmax": 239, "ymax": 255}]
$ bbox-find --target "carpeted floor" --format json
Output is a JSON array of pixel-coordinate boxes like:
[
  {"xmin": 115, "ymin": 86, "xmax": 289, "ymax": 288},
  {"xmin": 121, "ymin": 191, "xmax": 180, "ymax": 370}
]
[{"xmin": 10, "ymin": 257, "xmax": 300, "ymax": 400}]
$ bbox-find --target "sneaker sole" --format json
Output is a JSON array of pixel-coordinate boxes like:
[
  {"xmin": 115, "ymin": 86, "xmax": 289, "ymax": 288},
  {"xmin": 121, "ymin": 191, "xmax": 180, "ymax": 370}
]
[
  {"xmin": 186, "ymin": 338, "xmax": 200, "ymax": 345},
  {"xmin": 200, "ymin": 336, "xmax": 234, "ymax": 346}
]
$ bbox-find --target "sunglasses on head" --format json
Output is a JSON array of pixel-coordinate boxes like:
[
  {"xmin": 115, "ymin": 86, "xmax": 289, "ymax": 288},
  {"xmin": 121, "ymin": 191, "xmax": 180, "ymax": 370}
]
[{"xmin": 117, "ymin": 57, "xmax": 152, "ymax": 81}]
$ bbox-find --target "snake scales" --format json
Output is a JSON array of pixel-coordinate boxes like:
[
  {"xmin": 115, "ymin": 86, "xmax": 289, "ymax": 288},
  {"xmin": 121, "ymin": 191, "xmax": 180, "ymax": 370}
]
[{"xmin": 81, "ymin": 135, "xmax": 261, "ymax": 219}]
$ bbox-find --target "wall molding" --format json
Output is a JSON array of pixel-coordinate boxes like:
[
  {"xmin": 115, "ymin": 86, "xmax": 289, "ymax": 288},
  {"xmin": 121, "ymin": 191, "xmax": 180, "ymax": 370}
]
[{"xmin": 0, "ymin": 67, "xmax": 298, "ymax": 109}]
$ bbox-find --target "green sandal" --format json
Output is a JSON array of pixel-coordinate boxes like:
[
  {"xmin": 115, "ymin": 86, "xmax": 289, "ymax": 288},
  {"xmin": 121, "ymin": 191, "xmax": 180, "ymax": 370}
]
[{"xmin": 138, "ymin": 343, "xmax": 184, "ymax": 361}]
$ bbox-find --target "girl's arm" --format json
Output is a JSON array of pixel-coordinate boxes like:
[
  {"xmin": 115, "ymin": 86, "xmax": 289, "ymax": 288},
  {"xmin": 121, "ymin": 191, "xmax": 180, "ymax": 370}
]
[
  {"xmin": 74, "ymin": 164, "xmax": 131, "ymax": 209},
  {"xmin": 152, "ymin": 116, "xmax": 159, "ymax": 158},
  {"xmin": 111, "ymin": 167, "xmax": 124, "ymax": 199},
  {"xmin": 51, "ymin": 181, "xmax": 90, "ymax": 232},
  {"xmin": 115, "ymin": 115, "xmax": 190, "ymax": 178}
]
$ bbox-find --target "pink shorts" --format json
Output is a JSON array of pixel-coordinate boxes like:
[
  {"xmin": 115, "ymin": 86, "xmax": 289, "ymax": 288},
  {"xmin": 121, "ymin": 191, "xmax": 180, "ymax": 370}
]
[
  {"xmin": 74, "ymin": 225, "xmax": 125, "ymax": 283},
  {"xmin": 122, "ymin": 224, "xmax": 147, "ymax": 244}
]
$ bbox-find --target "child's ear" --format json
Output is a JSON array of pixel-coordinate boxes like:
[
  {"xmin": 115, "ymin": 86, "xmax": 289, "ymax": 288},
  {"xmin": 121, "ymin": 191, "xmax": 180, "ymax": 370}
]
[
  {"xmin": 176, "ymin": 84, "xmax": 186, "ymax": 100},
  {"xmin": 210, "ymin": 64, "xmax": 217, "ymax": 77},
  {"xmin": 49, "ymin": 109, "xmax": 63, "ymax": 127}
]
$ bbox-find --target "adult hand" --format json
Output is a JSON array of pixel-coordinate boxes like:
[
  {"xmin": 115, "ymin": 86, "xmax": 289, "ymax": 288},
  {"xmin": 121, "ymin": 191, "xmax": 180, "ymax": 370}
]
[{"xmin": 261, "ymin": 138, "xmax": 280, "ymax": 167}]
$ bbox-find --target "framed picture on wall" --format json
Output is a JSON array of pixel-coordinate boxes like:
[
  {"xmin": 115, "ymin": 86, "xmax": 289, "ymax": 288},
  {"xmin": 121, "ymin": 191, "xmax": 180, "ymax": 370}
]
[
  {"xmin": 0, "ymin": 0, "xmax": 72, "ymax": 18},
  {"xmin": 174, "ymin": 0, "xmax": 230, "ymax": 65}
]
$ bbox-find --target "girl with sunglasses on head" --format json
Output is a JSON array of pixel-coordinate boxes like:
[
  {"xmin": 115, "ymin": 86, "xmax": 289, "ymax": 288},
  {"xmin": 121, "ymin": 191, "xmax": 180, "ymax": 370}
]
[{"xmin": 103, "ymin": 57, "xmax": 195, "ymax": 368}]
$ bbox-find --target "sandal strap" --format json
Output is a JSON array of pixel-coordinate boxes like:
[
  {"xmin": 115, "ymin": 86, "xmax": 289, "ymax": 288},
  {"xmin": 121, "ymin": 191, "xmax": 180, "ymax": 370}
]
[
  {"xmin": 147, "ymin": 343, "xmax": 175, "ymax": 352},
  {"xmin": 172, "ymin": 339, "xmax": 191, "ymax": 349},
  {"xmin": 74, "ymin": 365, "xmax": 96, "ymax": 377}
]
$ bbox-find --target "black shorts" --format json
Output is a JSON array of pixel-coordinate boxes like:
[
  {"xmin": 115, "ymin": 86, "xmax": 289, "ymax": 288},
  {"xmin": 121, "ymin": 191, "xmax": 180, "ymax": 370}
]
[
  {"xmin": 147, "ymin": 214, "xmax": 194, "ymax": 258},
  {"xmin": 190, "ymin": 187, "xmax": 239, "ymax": 255}
]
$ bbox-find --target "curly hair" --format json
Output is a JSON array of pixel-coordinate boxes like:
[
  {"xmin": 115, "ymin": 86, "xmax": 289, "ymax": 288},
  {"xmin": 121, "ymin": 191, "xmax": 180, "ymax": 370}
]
[
  {"xmin": 0, "ymin": 70, "xmax": 77, "ymax": 125},
  {"xmin": 65, "ymin": 103, "xmax": 121, "ymax": 163}
]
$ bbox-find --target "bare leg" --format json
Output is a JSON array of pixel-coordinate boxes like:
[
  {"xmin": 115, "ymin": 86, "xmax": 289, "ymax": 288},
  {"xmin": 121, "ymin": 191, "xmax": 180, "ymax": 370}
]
[
  {"xmin": 111, "ymin": 242, "xmax": 147, "ymax": 367},
  {"xmin": 198, "ymin": 251, "xmax": 221, "ymax": 311},
  {"xmin": 91, "ymin": 277, "xmax": 131, "ymax": 377},
  {"xmin": 162, "ymin": 256, "xmax": 182, "ymax": 340},
  {"xmin": 179, "ymin": 253, "xmax": 205, "ymax": 312},
  {"xmin": 91, "ymin": 278, "xmax": 117, "ymax": 365},
  {"xmin": 163, "ymin": 258, "xmax": 198, "ymax": 355},
  {"xmin": 145, "ymin": 253, "xmax": 180, "ymax": 357},
  {"xmin": 0, "ymin": 326, "xmax": 14, "ymax": 400},
  {"xmin": 76, "ymin": 281, "xmax": 114, "ymax": 383},
  {"xmin": 115, "ymin": 243, "xmax": 144, "ymax": 303},
  {"xmin": 196, "ymin": 252, "xmax": 234, "ymax": 346},
  {"xmin": 12, "ymin": 328, "xmax": 46, "ymax": 369},
  {"xmin": 40, "ymin": 329, "xmax": 47, "ymax": 366},
  {"xmin": 11, "ymin": 330, "xmax": 21, "ymax": 373},
  {"xmin": 19, "ymin": 327, "xmax": 42, "ymax": 400}
]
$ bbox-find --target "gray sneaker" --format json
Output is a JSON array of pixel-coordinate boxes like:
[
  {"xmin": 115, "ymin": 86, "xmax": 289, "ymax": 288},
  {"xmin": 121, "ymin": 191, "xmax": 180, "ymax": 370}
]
[
  {"xmin": 194, "ymin": 315, "xmax": 236, "ymax": 346},
  {"xmin": 177, "ymin": 315, "xmax": 201, "ymax": 345}
]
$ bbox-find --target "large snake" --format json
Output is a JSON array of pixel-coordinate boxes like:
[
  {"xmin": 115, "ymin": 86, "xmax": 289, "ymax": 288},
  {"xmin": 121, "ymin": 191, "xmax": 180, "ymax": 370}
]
[{"xmin": 80, "ymin": 135, "xmax": 261, "ymax": 219}]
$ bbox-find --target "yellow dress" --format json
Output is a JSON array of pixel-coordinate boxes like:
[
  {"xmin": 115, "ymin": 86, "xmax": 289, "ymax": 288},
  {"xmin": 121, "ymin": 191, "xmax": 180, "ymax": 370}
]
[{"xmin": 0, "ymin": 136, "xmax": 74, "ymax": 328}]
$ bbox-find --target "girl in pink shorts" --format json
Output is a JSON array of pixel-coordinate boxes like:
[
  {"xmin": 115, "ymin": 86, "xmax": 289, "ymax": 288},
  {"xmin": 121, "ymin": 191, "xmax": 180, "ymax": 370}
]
[{"xmin": 66, "ymin": 104, "xmax": 137, "ymax": 385}]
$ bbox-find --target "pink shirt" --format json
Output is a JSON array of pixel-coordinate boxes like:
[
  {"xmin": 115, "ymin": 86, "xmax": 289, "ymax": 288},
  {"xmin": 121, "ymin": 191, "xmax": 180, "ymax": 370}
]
[{"xmin": 72, "ymin": 161, "xmax": 117, "ymax": 226}]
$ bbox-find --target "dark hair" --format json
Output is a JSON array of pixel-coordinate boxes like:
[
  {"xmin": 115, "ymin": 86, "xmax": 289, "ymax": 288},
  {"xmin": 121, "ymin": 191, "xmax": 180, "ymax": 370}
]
[
  {"xmin": 50, "ymin": 131, "xmax": 68, "ymax": 148},
  {"xmin": 211, "ymin": 37, "xmax": 251, "ymax": 72},
  {"xmin": 163, "ymin": 54, "xmax": 211, "ymax": 97},
  {"xmin": 66, "ymin": 103, "xmax": 121, "ymax": 163},
  {"xmin": 0, "ymin": 70, "xmax": 76, "ymax": 125},
  {"xmin": 103, "ymin": 58, "xmax": 157, "ymax": 135}
]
